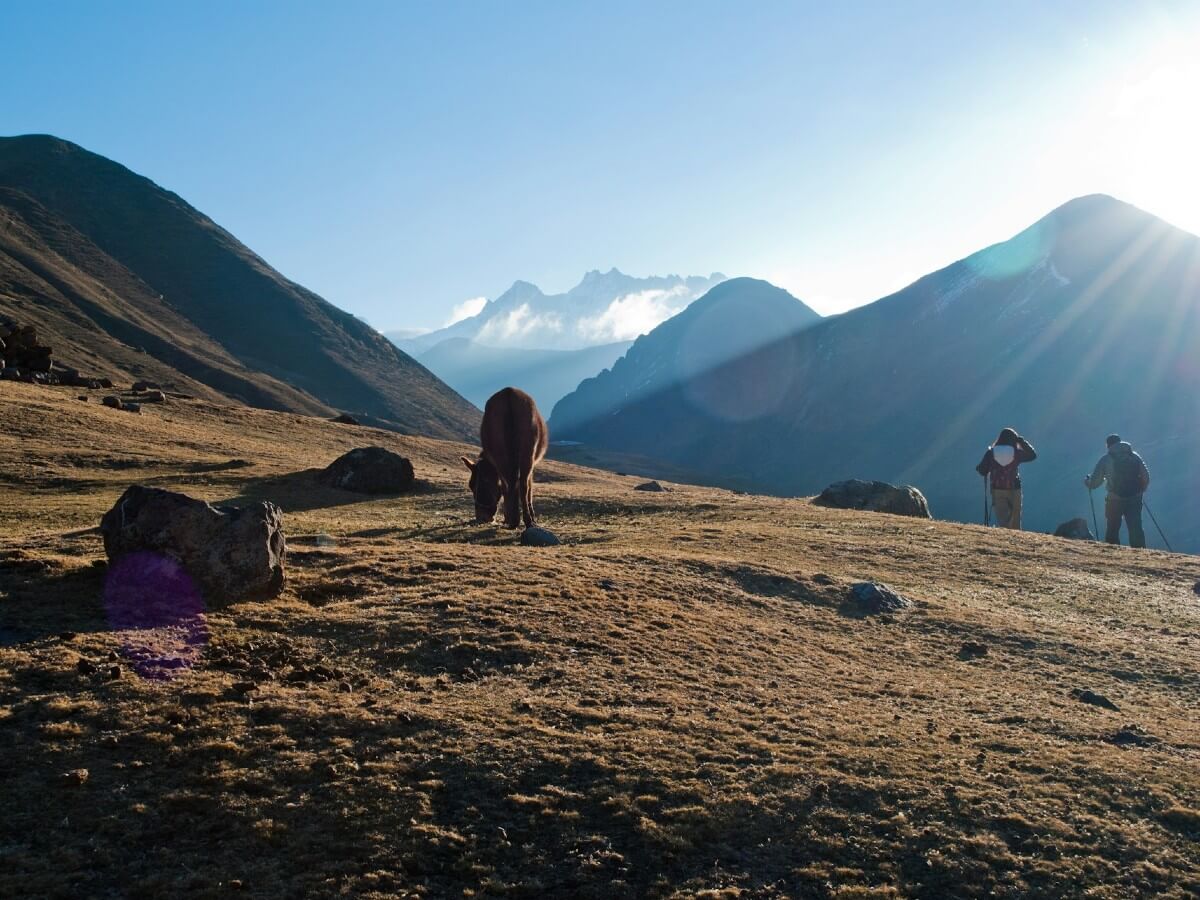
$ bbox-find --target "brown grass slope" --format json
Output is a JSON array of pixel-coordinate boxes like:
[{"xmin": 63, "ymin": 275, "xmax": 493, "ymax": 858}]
[
  {"xmin": 0, "ymin": 134, "xmax": 478, "ymax": 439},
  {"xmin": 0, "ymin": 381, "xmax": 1197, "ymax": 898}
]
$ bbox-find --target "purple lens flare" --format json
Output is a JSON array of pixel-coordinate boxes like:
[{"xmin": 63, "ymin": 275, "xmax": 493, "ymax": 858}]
[{"xmin": 103, "ymin": 551, "xmax": 209, "ymax": 680}]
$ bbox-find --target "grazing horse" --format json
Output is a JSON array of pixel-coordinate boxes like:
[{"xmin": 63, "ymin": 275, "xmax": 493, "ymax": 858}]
[{"xmin": 462, "ymin": 387, "xmax": 548, "ymax": 528}]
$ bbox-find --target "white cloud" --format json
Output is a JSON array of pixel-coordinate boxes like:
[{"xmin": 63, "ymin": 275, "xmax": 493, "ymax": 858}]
[
  {"xmin": 444, "ymin": 296, "xmax": 488, "ymax": 327},
  {"xmin": 476, "ymin": 303, "xmax": 564, "ymax": 344},
  {"xmin": 575, "ymin": 286, "xmax": 691, "ymax": 343}
]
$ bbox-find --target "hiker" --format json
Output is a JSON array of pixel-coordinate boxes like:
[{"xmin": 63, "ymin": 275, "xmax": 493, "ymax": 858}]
[
  {"xmin": 1084, "ymin": 434, "xmax": 1150, "ymax": 547},
  {"xmin": 976, "ymin": 427, "xmax": 1037, "ymax": 529}
]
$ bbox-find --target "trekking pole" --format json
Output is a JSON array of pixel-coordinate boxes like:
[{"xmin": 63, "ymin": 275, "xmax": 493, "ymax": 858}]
[
  {"xmin": 1143, "ymin": 498, "xmax": 1172, "ymax": 552},
  {"xmin": 1087, "ymin": 485, "xmax": 1099, "ymax": 540},
  {"xmin": 982, "ymin": 475, "xmax": 990, "ymax": 527}
]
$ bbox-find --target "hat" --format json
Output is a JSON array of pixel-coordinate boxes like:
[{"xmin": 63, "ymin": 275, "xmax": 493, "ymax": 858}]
[{"xmin": 1106, "ymin": 434, "xmax": 1121, "ymax": 447}]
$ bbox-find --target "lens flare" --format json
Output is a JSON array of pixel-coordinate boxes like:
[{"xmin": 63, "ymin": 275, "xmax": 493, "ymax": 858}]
[{"xmin": 104, "ymin": 551, "xmax": 208, "ymax": 680}]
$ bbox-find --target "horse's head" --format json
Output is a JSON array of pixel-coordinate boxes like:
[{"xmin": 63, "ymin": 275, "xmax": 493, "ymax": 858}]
[{"xmin": 461, "ymin": 456, "xmax": 501, "ymax": 524}]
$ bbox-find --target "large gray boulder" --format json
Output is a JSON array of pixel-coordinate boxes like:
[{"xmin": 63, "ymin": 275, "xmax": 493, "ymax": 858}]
[
  {"xmin": 813, "ymin": 479, "xmax": 931, "ymax": 518},
  {"xmin": 317, "ymin": 446, "xmax": 415, "ymax": 494},
  {"xmin": 100, "ymin": 486, "xmax": 285, "ymax": 605}
]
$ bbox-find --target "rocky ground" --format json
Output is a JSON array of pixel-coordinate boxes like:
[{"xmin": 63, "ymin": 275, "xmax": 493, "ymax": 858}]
[{"xmin": 0, "ymin": 381, "xmax": 1197, "ymax": 898}]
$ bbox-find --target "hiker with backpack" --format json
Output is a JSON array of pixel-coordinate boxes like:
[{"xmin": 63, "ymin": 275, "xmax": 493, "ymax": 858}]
[
  {"xmin": 976, "ymin": 427, "xmax": 1038, "ymax": 529},
  {"xmin": 1084, "ymin": 434, "xmax": 1150, "ymax": 547}
]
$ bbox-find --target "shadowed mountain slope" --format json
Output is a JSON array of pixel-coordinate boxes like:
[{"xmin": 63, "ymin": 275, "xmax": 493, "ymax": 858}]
[
  {"xmin": 551, "ymin": 197, "xmax": 1200, "ymax": 552},
  {"xmin": 0, "ymin": 134, "xmax": 478, "ymax": 439}
]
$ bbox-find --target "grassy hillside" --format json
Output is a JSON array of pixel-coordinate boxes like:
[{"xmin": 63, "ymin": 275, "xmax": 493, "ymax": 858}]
[
  {"xmin": 0, "ymin": 135, "xmax": 479, "ymax": 439},
  {"xmin": 0, "ymin": 381, "xmax": 1197, "ymax": 898}
]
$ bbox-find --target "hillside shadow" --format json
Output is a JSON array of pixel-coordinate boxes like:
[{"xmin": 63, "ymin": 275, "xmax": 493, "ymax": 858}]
[
  {"xmin": 0, "ymin": 558, "xmax": 110, "ymax": 644},
  {"xmin": 217, "ymin": 470, "xmax": 445, "ymax": 514}
]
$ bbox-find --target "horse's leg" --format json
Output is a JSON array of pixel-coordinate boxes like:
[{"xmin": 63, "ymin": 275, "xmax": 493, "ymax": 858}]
[
  {"xmin": 520, "ymin": 470, "xmax": 536, "ymax": 527},
  {"xmin": 502, "ymin": 476, "xmax": 520, "ymax": 528}
]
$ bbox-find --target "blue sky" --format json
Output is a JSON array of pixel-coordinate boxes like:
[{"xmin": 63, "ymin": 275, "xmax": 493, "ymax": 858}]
[{"xmin": 3, "ymin": 1, "xmax": 1199, "ymax": 331}]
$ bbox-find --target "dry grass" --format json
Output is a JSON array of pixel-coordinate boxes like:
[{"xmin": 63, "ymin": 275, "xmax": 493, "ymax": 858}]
[{"xmin": 1, "ymin": 381, "xmax": 1198, "ymax": 898}]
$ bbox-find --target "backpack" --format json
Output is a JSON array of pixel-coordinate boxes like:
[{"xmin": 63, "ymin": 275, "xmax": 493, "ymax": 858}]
[{"xmin": 1109, "ymin": 450, "xmax": 1144, "ymax": 497}]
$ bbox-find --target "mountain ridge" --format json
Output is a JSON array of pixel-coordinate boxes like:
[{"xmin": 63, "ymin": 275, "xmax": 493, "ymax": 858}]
[
  {"xmin": 0, "ymin": 134, "xmax": 478, "ymax": 439},
  {"xmin": 551, "ymin": 195, "xmax": 1200, "ymax": 551}
]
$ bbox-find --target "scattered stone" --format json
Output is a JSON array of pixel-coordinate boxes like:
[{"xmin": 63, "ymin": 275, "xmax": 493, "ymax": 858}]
[
  {"xmin": 1106, "ymin": 724, "xmax": 1158, "ymax": 747},
  {"xmin": 232, "ymin": 681, "xmax": 258, "ymax": 694},
  {"xmin": 132, "ymin": 380, "xmax": 161, "ymax": 392},
  {"xmin": 76, "ymin": 395, "xmax": 88, "ymax": 402},
  {"xmin": 845, "ymin": 581, "xmax": 913, "ymax": 616},
  {"xmin": 61, "ymin": 768, "xmax": 89, "ymax": 786},
  {"xmin": 813, "ymin": 480, "xmax": 932, "ymax": 518},
  {"xmin": 1054, "ymin": 518, "xmax": 1094, "ymax": 540},
  {"xmin": 634, "ymin": 480, "xmax": 668, "ymax": 492},
  {"xmin": 99, "ymin": 485, "xmax": 286, "ymax": 605},
  {"xmin": 106, "ymin": 665, "xmax": 121, "ymax": 680},
  {"xmin": 520, "ymin": 526, "xmax": 560, "ymax": 547},
  {"xmin": 102, "ymin": 395, "xmax": 123, "ymax": 410},
  {"xmin": 599, "ymin": 579, "xmax": 618, "ymax": 591},
  {"xmin": 123, "ymin": 402, "xmax": 142, "ymax": 414},
  {"xmin": 139, "ymin": 390, "xmax": 166, "ymax": 403},
  {"xmin": 76, "ymin": 658, "xmax": 98, "ymax": 675},
  {"xmin": 1070, "ymin": 688, "xmax": 1118, "ymax": 711},
  {"xmin": 317, "ymin": 447, "xmax": 415, "ymax": 494},
  {"xmin": 1193, "ymin": 581, "xmax": 1200, "ymax": 597},
  {"xmin": 331, "ymin": 413, "xmax": 360, "ymax": 425},
  {"xmin": 958, "ymin": 641, "xmax": 989, "ymax": 660},
  {"xmin": 58, "ymin": 631, "xmax": 77, "ymax": 641},
  {"xmin": 812, "ymin": 573, "xmax": 835, "ymax": 586}
]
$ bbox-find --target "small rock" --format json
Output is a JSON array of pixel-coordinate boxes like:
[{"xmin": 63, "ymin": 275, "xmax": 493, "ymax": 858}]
[
  {"xmin": 1070, "ymin": 688, "xmax": 1118, "ymax": 711},
  {"xmin": 102, "ymin": 395, "xmax": 123, "ymax": 410},
  {"xmin": 1193, "ymin": 581, "xmax": 1200, "ymax": 597},
  {"xmin": 520, "ymin": 526, "xmax": 560, "ymax": 547},
  {"xmin": 76, "ymin": 658, "xmax": 98, "ymax": 675},
  {"xmin": 61, "ymin": 768, "xmax": 89, "ymax": 786},
  {"xmin": 58, "ymin": 631, "xmax": 77, "ymax": 641},
  {"xmin": 812, "ymin": 573, "xmax": 835, "ymax": 586},
  {"xmin": 1106, "ymin": 724, "xmax": 1158, "ymax": 747},
  {"xmin": 123, "ymin": 402, "xmax": 142, "ymax": 414},
  {"xmin": 106, "ymin": 665, "xmax": 121, "ymax": 680},
  {"xmin": 132, "ymin": 380, "xmax": 160, "ymax": 392},
  {"xmin": 845, "ymin": 581, "xmax": 913, "ymax": 616},
  {"xmin": 231, "ymin": 681, "xmax": 258, "ymax": 695},
  {"xmin": 331, "ymin": 413, "xmax": 360, "ymax": 425},
  {"xmin": 76, "ymin": 395, "xmax": 88, "ymax": 402},
  {"xmin": 139, "ymin": 390, "xmax": 166, "ymax": 403},
  {"xmin": 634, "ymin": 481, "xmax": 667, "ymax": 492},
  {"xmin": 1054, "ymin": 518, "xmax": 1094, "ymax": 540},
  {"xmin": 958, "ymin": 641, "xmax": 989, "ymax": 660},
  {"xmin": 599, "ymin": 578, "xmax": 617, "ymax": 591}
]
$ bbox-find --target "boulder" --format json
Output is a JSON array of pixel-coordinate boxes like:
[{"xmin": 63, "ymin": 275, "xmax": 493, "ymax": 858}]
[
  {"xmin": 331, "ymin": 413, "xmax": 361, "ymax": 425},
  {"xmin": 123, "ymin": 402, "xmax": 142, "ymax": 414},
  {"xmin": 139, "ymin": 390, "xmax": 166, "ymax": 403},
  {"xmin": 132, "ymin": 380, "xmax": 161, "ymax": 392},
  {"xmin": 634, "ymin": 480, "xmax": 668, "ymax": 492},
  {"xmin": 520, "ymin": 526, "xmax": 561, "ymax": 547},
  {"xmin": 100, "ymin": 485, "xmax": 286, "ymax": 605},
  {"xmin": 845, "ymin": 581, "xmax": 913, "ymax": 616},
  {"xmin": 102, "ymin": 395, "xmax": 123, "ymax": 410},
  {"xmin": 813, "ymin": 479, "xmax": 931, "ymax": 518},
  {"xmin": 1054, "ymin": 518, "xmax": 1094, "ymax": 540},
  {"xmin": 317, "ymin": 447, "xmax": 415, "ymax": 494}
]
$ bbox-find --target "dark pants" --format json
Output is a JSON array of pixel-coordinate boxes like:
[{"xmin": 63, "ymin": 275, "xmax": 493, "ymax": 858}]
[{"xmin": 1105, "ymin": 494, "xmax": 1146, "ymax": 548}]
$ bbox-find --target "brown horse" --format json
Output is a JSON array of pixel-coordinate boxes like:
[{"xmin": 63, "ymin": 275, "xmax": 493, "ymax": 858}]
[{"xmin": 462, "ymin": 387, "xmax": 549, "ymax": 528}]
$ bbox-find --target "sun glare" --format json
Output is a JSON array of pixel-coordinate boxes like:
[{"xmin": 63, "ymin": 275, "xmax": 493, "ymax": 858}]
[{"xmin": 1107, "ymin": 47, "xmax": 1200, "ymax": 235}]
